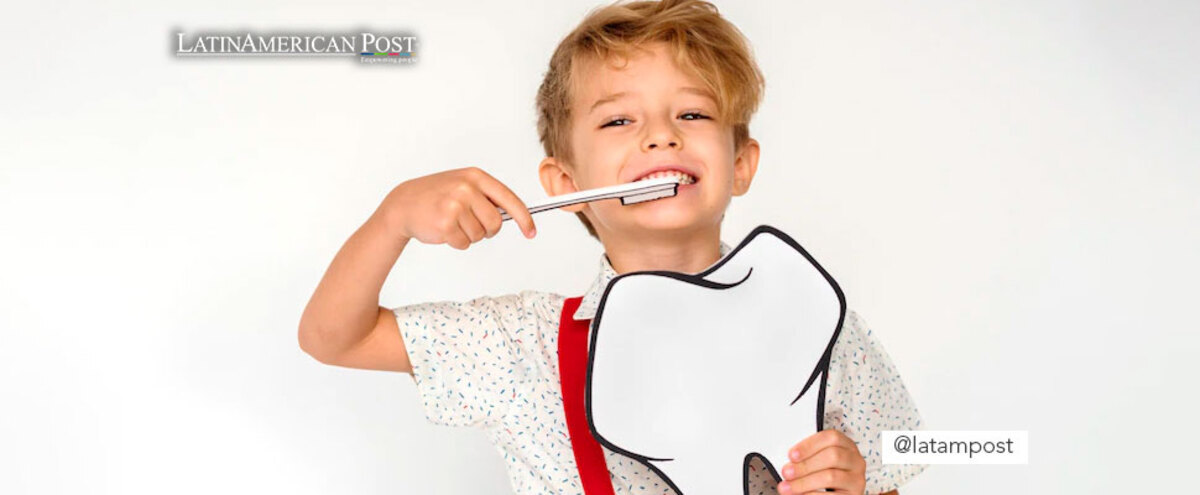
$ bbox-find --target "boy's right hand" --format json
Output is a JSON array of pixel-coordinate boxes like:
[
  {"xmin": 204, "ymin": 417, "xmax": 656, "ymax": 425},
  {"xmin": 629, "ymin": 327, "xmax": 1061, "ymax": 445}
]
[{"xmin": 379, "ymin": 166, "xmax": 537, "ymax": 249}]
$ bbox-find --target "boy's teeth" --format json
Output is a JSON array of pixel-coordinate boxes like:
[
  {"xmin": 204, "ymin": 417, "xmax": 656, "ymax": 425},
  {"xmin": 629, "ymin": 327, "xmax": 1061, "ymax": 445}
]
[{"xmin": 636, "ymin": 171, "xmax": 696, "ymax": 184}]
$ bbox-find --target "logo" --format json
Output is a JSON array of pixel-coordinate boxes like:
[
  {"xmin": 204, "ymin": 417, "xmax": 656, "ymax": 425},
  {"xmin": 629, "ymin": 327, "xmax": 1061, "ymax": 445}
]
[{"xmin": 173, "ymin": 30, "xmax": 419, "ymax": 65}]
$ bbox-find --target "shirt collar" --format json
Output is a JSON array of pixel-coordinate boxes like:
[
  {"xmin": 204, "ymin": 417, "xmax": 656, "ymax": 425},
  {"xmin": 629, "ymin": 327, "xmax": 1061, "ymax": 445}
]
[{"xmin": 573, "ymin": 240, "xmax": 733, "ymax": 321}]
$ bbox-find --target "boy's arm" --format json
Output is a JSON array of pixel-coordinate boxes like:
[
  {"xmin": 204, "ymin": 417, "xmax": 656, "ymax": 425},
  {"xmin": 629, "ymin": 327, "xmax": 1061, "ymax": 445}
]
[
  {"xmin": 297, "ymin": 167, "xmax": 536, "ymax": 373},
  {"xmin": 298, "ymin": 208, "xmax": 415, "ymax": 373},
  {"xmin": 824, "ymin": 309, "xmax": 925, "ymax": 493},
  {"xmin": 306, "ymin": 305, "xmax": 413, "ymax": 373}
]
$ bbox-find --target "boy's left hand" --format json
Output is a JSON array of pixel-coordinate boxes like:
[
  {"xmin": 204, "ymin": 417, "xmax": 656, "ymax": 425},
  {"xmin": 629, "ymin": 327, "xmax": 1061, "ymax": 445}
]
[{"xmin": 776, "ymin": 429, "xmax": 866, "ymax": 494}]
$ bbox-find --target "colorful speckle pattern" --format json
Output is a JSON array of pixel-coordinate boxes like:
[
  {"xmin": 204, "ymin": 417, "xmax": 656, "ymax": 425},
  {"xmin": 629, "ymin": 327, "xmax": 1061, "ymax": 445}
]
[{"xmin": 393, "ymin": 241, "xmax": 926, "ymax": 494}]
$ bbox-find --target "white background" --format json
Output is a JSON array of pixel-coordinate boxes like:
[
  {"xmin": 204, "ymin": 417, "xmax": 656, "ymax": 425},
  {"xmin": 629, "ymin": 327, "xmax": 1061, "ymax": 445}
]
[{"xmin": 2, "ymin": 0, "xmax": 1197, "ymax": 493}]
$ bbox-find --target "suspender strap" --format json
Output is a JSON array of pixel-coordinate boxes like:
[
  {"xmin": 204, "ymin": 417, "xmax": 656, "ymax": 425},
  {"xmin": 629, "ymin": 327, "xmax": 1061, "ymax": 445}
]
[{"xmin": 558, "ymin": 296, "xmax": 616, "ymax": 495}]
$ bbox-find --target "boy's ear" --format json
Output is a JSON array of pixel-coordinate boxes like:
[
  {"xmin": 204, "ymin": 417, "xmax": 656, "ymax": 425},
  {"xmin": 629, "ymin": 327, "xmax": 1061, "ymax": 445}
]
[
  {"xmin": 538, "ymin": 156, "xmax": 587, "ymax": 213},
  {"xmin": 732, "ymin": 138, "xmax": 760, "ymax": 197}
]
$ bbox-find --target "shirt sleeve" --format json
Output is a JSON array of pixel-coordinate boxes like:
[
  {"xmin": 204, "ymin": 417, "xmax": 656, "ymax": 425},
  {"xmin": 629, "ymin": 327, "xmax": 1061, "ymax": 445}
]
[
  {"xmin": 823, "ymin": 308, "xmax": 927, "ymax": 494},
  {"xmin": 392, "ymin": 292, "xmax": 529, "ymax": 428}
]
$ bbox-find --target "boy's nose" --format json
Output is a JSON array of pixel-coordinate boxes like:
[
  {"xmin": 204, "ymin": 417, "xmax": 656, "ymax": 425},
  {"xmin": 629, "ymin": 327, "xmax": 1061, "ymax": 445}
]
[
  {"xmin": 642, "ymin": 117, "xmax": 683, "ymax": 151},
  {"xmin": 642, "ymin": 129, "xmax": 682, "ymax": 151}
]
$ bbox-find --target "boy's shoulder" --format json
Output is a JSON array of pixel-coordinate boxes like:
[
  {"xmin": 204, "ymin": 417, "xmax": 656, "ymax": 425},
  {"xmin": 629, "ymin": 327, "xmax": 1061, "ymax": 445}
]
[{"xmin": 393, "ymin": 288, "xmax": 569, "ymax": 321}]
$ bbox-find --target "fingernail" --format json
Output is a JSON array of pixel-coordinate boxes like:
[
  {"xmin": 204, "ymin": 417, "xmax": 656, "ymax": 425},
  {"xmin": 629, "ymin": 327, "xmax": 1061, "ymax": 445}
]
[
  {"xmin": 782, "ymin": 465, "xmax": 793, "ymax": 479},
  {"xmin": 789, "ymin": 449, "xmax": 800, "ymax": 462},
  {"xmin": 777, "ymin": 481, "xmax": 791, "ymax": 494},
  {"xmin": 527, "ymin": 227, "xmax": 536, "ymax": 238}
]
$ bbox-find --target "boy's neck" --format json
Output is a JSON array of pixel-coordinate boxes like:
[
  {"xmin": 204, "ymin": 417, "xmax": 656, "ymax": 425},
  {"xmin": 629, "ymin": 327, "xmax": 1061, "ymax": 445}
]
[{"xmin": 602, "ymin": 229, "xmax": 723, "ymax": 276}]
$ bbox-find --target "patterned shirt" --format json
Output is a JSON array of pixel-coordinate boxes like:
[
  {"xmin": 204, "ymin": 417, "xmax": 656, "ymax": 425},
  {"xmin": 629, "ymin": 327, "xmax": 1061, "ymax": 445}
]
[{"xmin": 394, "ymin": 241, "xmax": 926, "ymax": 494}]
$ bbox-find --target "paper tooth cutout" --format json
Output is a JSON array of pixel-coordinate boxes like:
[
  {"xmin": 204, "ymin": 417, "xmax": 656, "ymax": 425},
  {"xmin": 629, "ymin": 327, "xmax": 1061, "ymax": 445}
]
[{"xmin": 587, "ymin": 225, "xmax": 846, "ymax": 495}]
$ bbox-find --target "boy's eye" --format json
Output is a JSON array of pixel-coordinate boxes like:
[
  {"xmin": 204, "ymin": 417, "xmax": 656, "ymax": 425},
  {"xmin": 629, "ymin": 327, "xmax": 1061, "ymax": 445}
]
[
  {"xmin": 601, "ymin": 117, "xmax": 632, "ymax": 128},
  {"xmin": 600, "ymin": 112, "xmax": 710, "ymax": 128}
]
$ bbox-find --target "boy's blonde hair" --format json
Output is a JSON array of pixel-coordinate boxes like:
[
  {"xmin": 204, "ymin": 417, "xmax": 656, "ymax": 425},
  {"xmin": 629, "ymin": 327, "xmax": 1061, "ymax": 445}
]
[{"xmin": 536, "ymin": 0, "xmax": 765, "ymax": 239}]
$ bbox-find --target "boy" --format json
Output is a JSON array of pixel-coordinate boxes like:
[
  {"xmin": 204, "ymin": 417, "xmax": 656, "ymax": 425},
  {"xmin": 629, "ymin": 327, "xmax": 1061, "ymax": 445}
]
[{"xmin": 298, "ymin": 1, "xmax": 925, "ymax": 493}]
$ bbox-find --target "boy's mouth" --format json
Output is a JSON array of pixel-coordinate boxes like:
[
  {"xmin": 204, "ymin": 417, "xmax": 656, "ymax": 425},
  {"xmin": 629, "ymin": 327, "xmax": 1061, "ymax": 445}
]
[{"xmin": 631, "ymin": 167, "xmax": 698, "ymax": 185}]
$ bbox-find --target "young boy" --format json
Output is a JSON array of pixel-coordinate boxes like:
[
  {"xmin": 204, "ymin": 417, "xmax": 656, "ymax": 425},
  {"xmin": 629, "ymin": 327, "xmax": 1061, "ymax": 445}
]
[{"xmin": 298, "ymin": 1, "xmax": 925, "ymax": 493}]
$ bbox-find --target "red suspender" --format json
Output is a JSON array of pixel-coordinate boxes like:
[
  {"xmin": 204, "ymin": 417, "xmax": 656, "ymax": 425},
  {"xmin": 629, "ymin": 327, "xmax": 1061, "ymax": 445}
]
[{"xmin": 558, "ymin": 296, "xmax": 617, "ymax": 495}]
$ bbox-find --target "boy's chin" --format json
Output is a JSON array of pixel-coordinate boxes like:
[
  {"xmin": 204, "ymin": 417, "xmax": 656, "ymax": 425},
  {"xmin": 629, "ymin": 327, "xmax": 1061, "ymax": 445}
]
[{"xmin": 624, "ymin": 208, "xmax": 712, "ymax": 233}]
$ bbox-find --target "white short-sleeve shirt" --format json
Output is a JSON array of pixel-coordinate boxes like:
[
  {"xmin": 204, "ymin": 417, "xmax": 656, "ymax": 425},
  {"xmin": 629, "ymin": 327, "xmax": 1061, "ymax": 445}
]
[{"xmin": 394, "ymin": 242, "xmax": 926, "ymax": 494}]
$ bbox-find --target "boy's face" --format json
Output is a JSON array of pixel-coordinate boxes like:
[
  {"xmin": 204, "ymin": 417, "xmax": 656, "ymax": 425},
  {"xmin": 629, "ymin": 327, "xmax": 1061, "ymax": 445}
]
[{"xmin": 540, "ymin": 41, "xmax": 759, "ymax": 241}]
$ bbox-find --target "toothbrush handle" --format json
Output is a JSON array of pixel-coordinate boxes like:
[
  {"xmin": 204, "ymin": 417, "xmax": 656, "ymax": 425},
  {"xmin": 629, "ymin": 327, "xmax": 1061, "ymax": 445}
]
[
  {"xmin": 497, "ymin": 177, "xmax": 680, "ymax": 221},
  {"xmin": 498, "ymin": 190, "xmax": 628, "ymax": 221}
]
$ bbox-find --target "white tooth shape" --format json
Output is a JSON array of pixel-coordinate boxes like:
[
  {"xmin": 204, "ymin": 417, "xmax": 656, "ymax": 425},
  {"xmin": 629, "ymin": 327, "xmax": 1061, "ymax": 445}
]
[{"xmin": 587, "ymin": 225, "xmax": 844, "ymax": 495}]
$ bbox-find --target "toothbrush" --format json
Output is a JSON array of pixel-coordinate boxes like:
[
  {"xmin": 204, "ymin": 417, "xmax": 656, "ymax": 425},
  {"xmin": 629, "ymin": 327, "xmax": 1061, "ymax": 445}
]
[{"xmin": 498, "ymin": 176, "xmax": 683, "ymax": 221}]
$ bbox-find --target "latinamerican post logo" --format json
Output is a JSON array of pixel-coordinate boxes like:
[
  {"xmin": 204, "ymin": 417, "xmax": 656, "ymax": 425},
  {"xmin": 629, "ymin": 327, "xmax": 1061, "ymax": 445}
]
[{"xmin": 173, "ymin": 30, "xmax": 419, "ymax": 65}]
